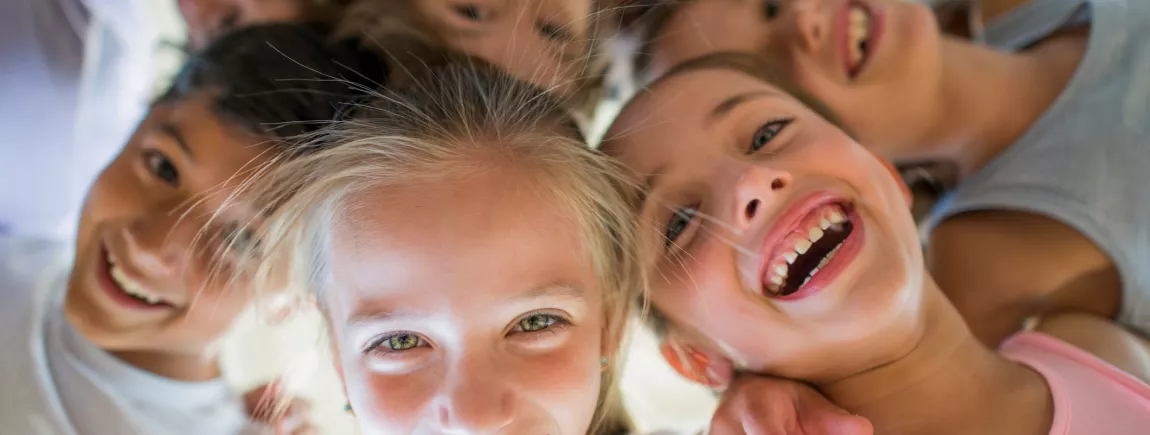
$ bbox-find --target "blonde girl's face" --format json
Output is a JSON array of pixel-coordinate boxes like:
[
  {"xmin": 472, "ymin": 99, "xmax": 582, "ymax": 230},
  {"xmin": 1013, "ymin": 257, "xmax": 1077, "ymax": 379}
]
[
  {"xmin": 603, "ymin": 68, "xmax": 925, "ymax": 383},
  {"xmin": 417, "ymin": 0, "xmax": 596, "ymax": 96},
  {"xmin": 324, "ymin": 164, "xmax": 606, "ymax": 434}
]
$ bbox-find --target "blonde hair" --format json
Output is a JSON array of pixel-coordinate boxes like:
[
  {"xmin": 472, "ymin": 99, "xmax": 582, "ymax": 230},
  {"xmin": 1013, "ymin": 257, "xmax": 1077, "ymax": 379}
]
[
  {"xmin": 238, "ymin": 62, "xmax": 642, "ymax": 434},
  {"xmin": 335, "ymin": 0, "xmax": 620, "ymax": 119}
]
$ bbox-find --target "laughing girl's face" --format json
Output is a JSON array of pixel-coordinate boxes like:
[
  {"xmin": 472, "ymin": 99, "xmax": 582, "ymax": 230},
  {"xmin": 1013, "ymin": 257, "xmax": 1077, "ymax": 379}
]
[
  {"xmin": 68, "ymin": 93, "xmax": 268, "ymax": 362},
  {"xmin": 603, "ymin": 67, "xmax": 925, "ymax": 382},
  {"xmin": 646, "ymin": 0, "xmax": 944, "ymax": 157}
]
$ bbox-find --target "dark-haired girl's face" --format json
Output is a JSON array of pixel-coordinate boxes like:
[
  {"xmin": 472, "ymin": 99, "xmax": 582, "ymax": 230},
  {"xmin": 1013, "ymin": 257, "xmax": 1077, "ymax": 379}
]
[
  {"xmin": 603, "ymin": 68, "xmax": 925, "ymax": 382},
  {"xmin": 66, "ymin": 92, "xmax": 271, "ymax": 364},
  {"xmin": 648, "ymin": 0, "xmax": 944, "ymax": 155},
  {"xmin": 419, "ymin": 0, "xmax": 596, "ymax": 97},
  {"xmin": 179, "ymin": 0, "xmax": 313, "ymax": 50}
]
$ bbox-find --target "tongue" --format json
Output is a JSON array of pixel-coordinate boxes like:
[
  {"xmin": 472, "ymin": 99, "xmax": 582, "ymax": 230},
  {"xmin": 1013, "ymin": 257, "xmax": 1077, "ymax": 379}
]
[{"xmin": 780, "ymin": 220, "xmax": 853, "ymax": 295}]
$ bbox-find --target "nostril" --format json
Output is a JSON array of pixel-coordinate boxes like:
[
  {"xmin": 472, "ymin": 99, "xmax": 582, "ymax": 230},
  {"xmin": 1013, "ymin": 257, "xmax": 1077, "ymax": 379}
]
[
  {"xmin": 771, "ymin": 178, "xmax": 785, "ymax": 190},
  {"xmin": 745, "ymin": 199, "xmax": 761, "ymax": 220}
]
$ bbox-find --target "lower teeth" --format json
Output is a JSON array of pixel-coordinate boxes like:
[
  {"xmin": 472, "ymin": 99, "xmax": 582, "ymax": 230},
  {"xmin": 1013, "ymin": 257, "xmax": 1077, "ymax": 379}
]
[{"xmin": 801, "ymin": 242, "xmax": 845, "ymax": 288}]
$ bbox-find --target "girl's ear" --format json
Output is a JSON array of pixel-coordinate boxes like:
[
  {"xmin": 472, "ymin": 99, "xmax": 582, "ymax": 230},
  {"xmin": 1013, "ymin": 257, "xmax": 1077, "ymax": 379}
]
[{"xmin": 659, "ymin": 335, "xmax": 734, "ymax": 390}]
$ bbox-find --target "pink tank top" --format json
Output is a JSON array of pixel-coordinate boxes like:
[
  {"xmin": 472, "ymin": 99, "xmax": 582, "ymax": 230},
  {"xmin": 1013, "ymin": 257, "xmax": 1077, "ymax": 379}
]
[{"xmin": 999, "ymin": 332, "xmax": 1150, "ymax": 434}]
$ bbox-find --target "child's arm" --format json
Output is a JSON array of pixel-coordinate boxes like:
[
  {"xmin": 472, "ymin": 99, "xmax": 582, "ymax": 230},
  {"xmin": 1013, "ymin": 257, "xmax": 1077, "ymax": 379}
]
[
  {"xmin": 927, "ymin": 210, "xmax": 1121, "ymax": 347},
  {"xmin": 1033, "ymin": 312, "xmax": 1150, "ymax": 384}
]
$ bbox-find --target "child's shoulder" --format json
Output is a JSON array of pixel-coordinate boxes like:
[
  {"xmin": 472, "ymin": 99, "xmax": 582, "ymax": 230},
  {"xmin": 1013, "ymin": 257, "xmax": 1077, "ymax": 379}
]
[{"xmin": 1001, "ymin": 331, "xmax": 1150, "ymax": 434}]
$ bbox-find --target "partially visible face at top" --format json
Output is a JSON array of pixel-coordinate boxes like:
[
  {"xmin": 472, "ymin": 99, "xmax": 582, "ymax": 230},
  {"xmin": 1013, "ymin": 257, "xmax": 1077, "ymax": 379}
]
[
  {"xmin": 67, "ymin": 92, "xmax": 272, "ymax": 357},
  {"xmin": 646, "ymin": 0, "xmax": 943, "ymax": 156},
  {"xmin": 323, "ymin": 163, "xmax": 607, "ymax": 434},
  {"xmin": 418, "ymin": 0, "xmax": 598, "ymax": 97},
  {"xmin": 178, "ymin": 0, "xmax": 316, "ymax": 51},
  {"xmin": 602, "ymin": 67, "xmax": 924, "ymax": 383}
]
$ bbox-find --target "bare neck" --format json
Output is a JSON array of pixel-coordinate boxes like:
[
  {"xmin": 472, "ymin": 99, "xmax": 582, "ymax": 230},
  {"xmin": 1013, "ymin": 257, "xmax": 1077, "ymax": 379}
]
[
  {"xmin": 898, "ymin": 36, "xmax": 1083, "ymax": 179},
  {"xmin": 111, "ymin": 349, "xmax": 222, "ymax": 382},
  {"xmin": 816, "ymin": 276, "xmax": 1051, "ymax": 434}
]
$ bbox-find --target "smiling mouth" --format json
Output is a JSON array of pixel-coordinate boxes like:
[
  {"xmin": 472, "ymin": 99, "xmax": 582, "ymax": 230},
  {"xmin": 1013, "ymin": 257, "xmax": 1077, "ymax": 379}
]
[
  {"xmin": 104, "ymin": 249, "xmax": 174, "ymax": 308},
  {"xmin": 763, "ymin": 203, "xmax": 856, "ymax": 297},
  {"xmin": 846, "ymin": 2, "xmax": 875, "ymax": 78}
]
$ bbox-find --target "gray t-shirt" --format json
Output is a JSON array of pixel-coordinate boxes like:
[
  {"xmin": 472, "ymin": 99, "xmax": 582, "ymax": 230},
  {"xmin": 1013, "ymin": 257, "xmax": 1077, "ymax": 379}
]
[
  {"xmin": 0, "ymin": 236, "xmax": 257, "ymax": 435},
  {"xmin": 927, "ymin": 0, "xmax": 1150, "ymax": 332}
]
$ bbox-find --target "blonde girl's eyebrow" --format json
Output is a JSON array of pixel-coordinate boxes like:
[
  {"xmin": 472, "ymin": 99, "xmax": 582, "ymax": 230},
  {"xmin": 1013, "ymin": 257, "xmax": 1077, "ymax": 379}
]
[{"xmin": 514, "ymin": 284, "xmax": 586, "ymax": 302}]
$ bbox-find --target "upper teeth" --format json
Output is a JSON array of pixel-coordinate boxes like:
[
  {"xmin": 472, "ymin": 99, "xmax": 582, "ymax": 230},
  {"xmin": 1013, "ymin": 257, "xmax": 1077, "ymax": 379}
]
[
  {"xmin": 764, "ymin": 207, "xmax": 849, "ymax": 293},
  {"xmin": 110, "ymin": 265, "xmax": 163, "ymax": 305},
  {"xmin": 848, "ymin": 5, "xmax": 870, "ymax": 73}
]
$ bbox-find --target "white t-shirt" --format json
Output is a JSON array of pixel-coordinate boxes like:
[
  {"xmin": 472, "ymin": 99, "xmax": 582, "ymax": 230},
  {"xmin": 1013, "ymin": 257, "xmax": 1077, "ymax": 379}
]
[{"xmin": 0, "ymin": 236, "xmax": 258, "ymax": 435}]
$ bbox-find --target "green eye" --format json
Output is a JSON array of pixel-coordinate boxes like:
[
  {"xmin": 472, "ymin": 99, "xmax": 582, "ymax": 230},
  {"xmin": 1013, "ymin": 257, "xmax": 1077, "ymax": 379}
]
[
  {"xmin": 386, "ymin": 334, "xmax": 422, "ymax": 350},
  {"xmin": 518, "ymin": 314, "xmax": 557, "ymax": 332}
]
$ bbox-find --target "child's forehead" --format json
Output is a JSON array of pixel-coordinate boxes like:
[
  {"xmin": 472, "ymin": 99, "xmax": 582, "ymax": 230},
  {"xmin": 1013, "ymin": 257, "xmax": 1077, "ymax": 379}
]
[{"xmin": 612, "ymin": 68, "xmax": 792, "ymax": 133}]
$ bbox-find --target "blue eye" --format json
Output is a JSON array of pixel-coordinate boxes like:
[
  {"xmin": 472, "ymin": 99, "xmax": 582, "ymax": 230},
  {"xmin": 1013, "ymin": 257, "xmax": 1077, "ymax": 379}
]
[
  {"xmin": 664, "ymin": 206, "xmax": 698, "ymax": 248},
  {"xmin": 749, "ymin": 119, "xmax": 793, "ymax": 153}
]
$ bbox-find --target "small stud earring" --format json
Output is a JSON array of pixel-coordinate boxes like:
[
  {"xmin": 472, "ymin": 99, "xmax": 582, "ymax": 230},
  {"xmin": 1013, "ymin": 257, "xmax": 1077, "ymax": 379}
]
[
  {"xmin": 600, "ymin": 357, "xmax": 608, "ymax": 367},
  {"xmin": 344, "ymin": 402, "xmax": 354, "ymax": 416}
]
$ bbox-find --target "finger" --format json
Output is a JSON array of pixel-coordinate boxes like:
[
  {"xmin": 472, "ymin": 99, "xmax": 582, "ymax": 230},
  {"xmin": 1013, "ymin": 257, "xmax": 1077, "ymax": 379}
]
[
  {"xmin": 820, "ymin": 415, "xmax": 873, "ymax": 435},
  {"xmin": 281, "ymin": 399, "xmax": 313, "ymax": 418},
  {"xmin": 708, "ymin": 412, "xmax": 743, "ymax": 435},
  {"xmin": 285, "ymin": 423, "xmax": 318, "ymax": 435},
  {"xmin": 274, "ymin": 415, "xmax": 312, "ymax": 435}
]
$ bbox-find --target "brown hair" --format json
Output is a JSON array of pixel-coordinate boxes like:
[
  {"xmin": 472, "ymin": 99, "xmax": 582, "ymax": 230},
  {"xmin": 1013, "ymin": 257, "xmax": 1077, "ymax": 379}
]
[
  {"xmin": 619, "ymin": 0, "xmax": 687, "ymax": 87},
  {"xmin": 336, "ymin": 0, "xmax": 619, "ymax": 118}
]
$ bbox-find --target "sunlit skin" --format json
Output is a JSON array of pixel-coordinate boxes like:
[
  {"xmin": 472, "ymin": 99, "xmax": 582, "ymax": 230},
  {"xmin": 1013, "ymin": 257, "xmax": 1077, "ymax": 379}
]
[
  {"xmin": 322, "ymin": 163, "xmax": 606, "ymax": 434},
  {"xmin": 602, "ymin": 69, "xmax": 1058, "ymax": 434},
  {"xmin": 178, "ymin": 0, "xmax": 314, "ymax": 50},
  {"xmin": 66, "ymin": 92, "xmax": 271, "ymax": 381},
  {"xmin": 646, "ymin": 0, "xmax": 1110, "ymax": 347},
  {"xmin": 605, "ymin": 68, "xmax": 923, "ymax": 383},
  {"xmin": 418, "ymin": 0, "xmax": 596, "ymax": 97}
]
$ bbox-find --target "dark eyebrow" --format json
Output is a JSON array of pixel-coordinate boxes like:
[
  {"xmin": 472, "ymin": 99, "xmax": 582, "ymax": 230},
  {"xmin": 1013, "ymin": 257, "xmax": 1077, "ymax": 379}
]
[
  {"xmin": 159, "ymin": 123, "xmax": 195, "ymax": 162},
  {"xmin": 708, "ymin": 91, "xmax": 775, "ymax": 125}
]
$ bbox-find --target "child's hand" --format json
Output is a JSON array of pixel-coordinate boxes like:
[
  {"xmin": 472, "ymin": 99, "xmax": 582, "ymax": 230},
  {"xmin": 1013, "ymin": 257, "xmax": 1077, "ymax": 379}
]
[
  {"xmin": 242, "ymin": 381, "xmax": 317, "ymax": 435},
  {"xmin": 707, "ymin": 376, "xmax": 872, "ymax": 435}
]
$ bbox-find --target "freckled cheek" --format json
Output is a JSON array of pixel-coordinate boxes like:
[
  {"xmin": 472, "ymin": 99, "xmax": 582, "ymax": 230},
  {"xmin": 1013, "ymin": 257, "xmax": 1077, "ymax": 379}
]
[
  {"xmin": 350, "ymin": 368, "xmax": 438, "ymax": 431},
  {"xmin": 511, "ymin": 336, "xmax": 603, "ymax": 424}
]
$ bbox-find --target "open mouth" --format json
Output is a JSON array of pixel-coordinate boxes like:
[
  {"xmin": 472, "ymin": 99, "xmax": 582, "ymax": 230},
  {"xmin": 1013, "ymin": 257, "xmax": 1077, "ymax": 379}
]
[
  {"xmin": 99, "ymin": 247, "xmax": 174, "ymax": 309},
  {"xmin": 845, "ymin": 1, "xmax": 878, "ymax": 79},
  {"xmin": 762, "ymin": 202, "xmax": 856, "ymax": 297}
]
